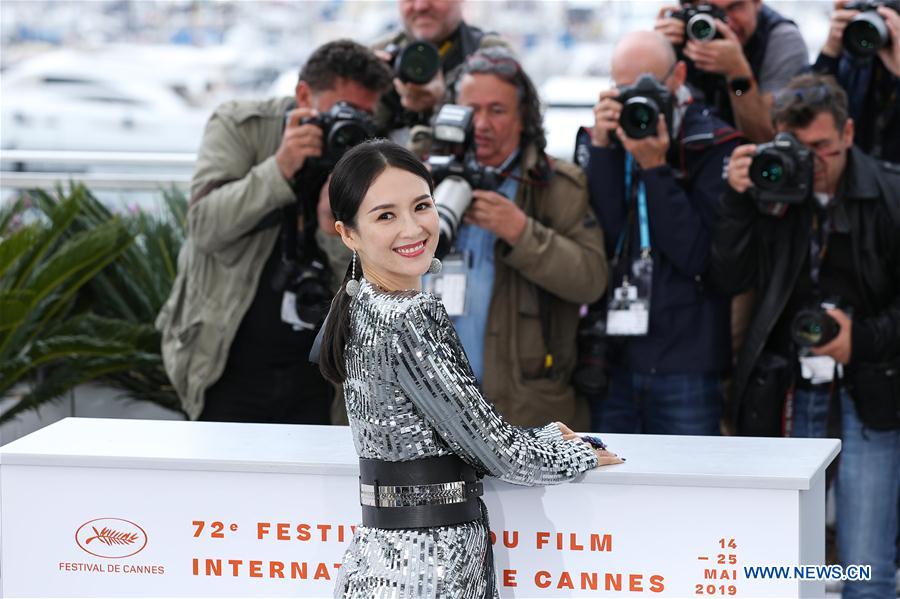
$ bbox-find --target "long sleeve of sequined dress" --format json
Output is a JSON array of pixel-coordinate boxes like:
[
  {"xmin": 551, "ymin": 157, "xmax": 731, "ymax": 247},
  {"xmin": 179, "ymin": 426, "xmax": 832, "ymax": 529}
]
[
  {"xmin": 334, "ymin": 282, "xmax": 597, "ymax": 599},
  {"xmin": 392, "ymin": 294, "xmax": 599, "ymax": 482}
]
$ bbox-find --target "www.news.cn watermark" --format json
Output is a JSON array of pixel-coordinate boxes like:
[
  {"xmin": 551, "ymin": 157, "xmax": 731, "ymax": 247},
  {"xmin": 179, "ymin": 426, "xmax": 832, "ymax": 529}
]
[{"xmin": 743, "ymin": 565, "xmax": 872, "ymax": 581}]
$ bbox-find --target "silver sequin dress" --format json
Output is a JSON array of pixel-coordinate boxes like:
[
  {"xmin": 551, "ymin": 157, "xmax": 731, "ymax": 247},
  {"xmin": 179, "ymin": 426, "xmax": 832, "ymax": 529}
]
[{"xmin": 334, "ymin": 279, "xmax": 599, "ymax": 599}]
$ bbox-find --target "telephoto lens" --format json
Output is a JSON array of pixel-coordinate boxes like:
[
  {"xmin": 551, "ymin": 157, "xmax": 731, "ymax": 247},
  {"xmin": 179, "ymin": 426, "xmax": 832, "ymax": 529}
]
[
  {"xmin": 434, "ymin": 176, "xmax": 473, "ymax": 258},
  {"xmin": 395, "ymin": 41, "xmax": 441, "ymax": 84},
  {"xmin": 790, "ymin": 309, "xmax": 840, "ymax": 348}
]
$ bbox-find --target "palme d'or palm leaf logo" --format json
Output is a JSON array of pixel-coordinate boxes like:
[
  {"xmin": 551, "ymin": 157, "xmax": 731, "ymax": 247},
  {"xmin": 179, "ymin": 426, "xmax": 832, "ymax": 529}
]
[
  {"xmin": 85, "ymin": 526, "xmax": 140, "ymax": 546},
  {"xmin": 76, "ymin": 518, "xmax": 148, "ymax": 558}
]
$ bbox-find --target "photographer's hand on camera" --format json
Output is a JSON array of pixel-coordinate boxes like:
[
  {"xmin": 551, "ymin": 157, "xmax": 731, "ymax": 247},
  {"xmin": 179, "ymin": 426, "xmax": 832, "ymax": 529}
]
[
  {"xmin": 655, "ymin": 5, "xmax": 687, "ymax": 47},
  {"xmin": 275, "ymin": 108, "xmax": 323, "ymax": 181},
  {"xmin": 591, "ymin": 89, "xmax": 622, "ymax": 147},
  {"xmin": 394, "ymin": 69, "xmax": 446, "ymax": 114},
  {"xmin": 877, "ymin": 5, "xmax": 900, "ymax": 75},
  {"xmin": 726, "ymin": 144, "xmax": 758, "ymax": 194},
  {"xmin": 822, "ymin": 1, "xmax": 860, "ymax": 57},
  {"xmin": 616, "ymin": 114, "xmax": 670, "ymax": 170},
  {"xmin": 463, "ymin": 189, "xmax": 528, "ymax": 246},
  {"xmin": 684, "ymin": 19, "xmax": 752, "ymax": 80},
  {"xmin": 810, "ymin": 308, "xmax": 853, "ymax": 365}
]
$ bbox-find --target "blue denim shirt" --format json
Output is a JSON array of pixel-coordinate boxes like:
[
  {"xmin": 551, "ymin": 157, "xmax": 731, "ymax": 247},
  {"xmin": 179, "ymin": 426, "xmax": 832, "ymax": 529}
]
[{"xmin": 428, "ymin": 165, "xmax": 520, "ymax": 383}]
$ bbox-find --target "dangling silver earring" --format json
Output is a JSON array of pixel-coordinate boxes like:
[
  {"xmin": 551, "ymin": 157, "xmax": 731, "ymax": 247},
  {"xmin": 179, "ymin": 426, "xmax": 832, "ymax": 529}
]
[
  {"xmin": 427, "ymin": 256, "xmax": 442, "ymax": 274},
  {"xmin": 346, "ymin": 251, "xmax": 360, "ymax": 297}
]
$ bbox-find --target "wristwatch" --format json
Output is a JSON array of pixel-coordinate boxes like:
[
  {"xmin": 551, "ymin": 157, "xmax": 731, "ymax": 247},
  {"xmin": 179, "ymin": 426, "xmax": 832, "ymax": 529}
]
[{"xmin": 729, "ymin": 76, "xmax": 753, "ymax": 97}]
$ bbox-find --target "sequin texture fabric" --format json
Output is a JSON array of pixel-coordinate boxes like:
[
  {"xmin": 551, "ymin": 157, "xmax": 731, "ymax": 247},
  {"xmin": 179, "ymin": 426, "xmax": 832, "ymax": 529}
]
[{"xmin": 334, "ymin": 279, "xmax": 598, "ymax": 599}]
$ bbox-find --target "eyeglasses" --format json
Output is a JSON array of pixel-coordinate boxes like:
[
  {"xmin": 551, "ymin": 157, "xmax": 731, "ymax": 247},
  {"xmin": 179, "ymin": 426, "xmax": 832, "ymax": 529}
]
[{"xmin": 465, "ymin": 54, "xmax": 521, "ymax": 81}]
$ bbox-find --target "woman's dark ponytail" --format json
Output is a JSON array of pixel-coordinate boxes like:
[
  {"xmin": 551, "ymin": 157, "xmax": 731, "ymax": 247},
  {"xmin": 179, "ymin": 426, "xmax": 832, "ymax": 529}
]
[
  {"xmin": 317, "ymin": 140, "xmax": 433, "ymax": 385},
  {"xmin": 319, "ymin": 257, "xmax": 362, "ymax": 385}
]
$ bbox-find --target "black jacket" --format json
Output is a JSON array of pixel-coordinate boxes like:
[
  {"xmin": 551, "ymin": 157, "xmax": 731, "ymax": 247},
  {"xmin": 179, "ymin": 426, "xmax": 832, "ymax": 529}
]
[
  {"xmin": 584, "ymin": 102, "xmax": 743, "ymax": 374},
  {"xmin": 813, "ymin": 52, "xmax": 900, "ymax": 164},
  {"xmin": 711, "ymin": 147, "xmax": 900, "ymax": 433}
]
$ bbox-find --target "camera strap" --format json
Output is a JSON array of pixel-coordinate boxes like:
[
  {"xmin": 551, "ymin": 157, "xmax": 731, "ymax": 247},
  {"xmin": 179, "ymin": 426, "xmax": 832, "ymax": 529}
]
[
  {"xmin": 808, "ymin": 202, "xmax": 833, "ymax": 297},
  {"xmin": 614, "ymin": 153, "xmax": 651, "ymax": 266},
  {"xmin": 606, "ymin": 153, "xmax": 653, "ymax": 337}
]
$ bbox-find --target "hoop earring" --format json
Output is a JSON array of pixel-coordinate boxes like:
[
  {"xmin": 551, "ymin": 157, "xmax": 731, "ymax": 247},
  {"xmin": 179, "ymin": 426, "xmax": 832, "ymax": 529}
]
[
  {"xmin": 428, "ymin": 256, "xmax": 442, "ymax": 274},
  {"xmin": 346, "ymin": 251, "xmax": 360, "ymax": 297}
]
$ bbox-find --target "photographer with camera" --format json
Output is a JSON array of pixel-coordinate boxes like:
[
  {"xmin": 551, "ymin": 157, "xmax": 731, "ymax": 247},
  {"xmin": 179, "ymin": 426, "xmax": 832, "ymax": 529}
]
[
  {"xmin": 411, "ymin": 47, "xmax": 607, "ymax": 430},
  {"xmin": 581, "ymin": 31, "xmax": 742, "ymax": 436},
  {"xmin": 711, "ymin": 73, "xmax": 900, "ymax": 598},
  {"xmin": 654, "ymin": 0, "xmax": 808, "ymax": 142},
  {"xmin": 371, "ymin": 0, "xmax": 506, "ymax": 144},
  {"xmin": 156, "ymin": 40, "xmax": 392, "ymax": 424},
  {"xmin": 814, "ymin": 0, "xmax": 900, "ymax": 163}
]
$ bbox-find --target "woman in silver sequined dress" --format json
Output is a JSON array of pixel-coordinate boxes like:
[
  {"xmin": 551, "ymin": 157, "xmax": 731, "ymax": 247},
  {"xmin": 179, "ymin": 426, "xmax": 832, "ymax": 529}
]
[{"xmin": 317, "ymin": 140, "xmax": 623, "ymax": 598}]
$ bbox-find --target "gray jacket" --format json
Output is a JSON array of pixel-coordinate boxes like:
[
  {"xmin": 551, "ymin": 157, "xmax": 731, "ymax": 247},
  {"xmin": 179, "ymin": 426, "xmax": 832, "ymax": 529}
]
[{"xmin": 156, "ymin": 96, "xmax": 344, "ymax": 419}]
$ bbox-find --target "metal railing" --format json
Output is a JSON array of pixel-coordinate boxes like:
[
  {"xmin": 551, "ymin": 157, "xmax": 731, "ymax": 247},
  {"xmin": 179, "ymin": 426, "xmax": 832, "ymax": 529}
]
[{"xmin": 0, "ymin": 149, "xmax": 196, "ymax": 191}]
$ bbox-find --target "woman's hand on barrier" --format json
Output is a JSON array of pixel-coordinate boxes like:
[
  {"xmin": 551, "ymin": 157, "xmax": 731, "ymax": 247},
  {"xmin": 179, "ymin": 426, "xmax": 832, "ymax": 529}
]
[
  {"xmin": 594, "ymin": 448, "xmax": 625, "ymax": 466},
  {"xmin": 556, "ymin": 421, "xmax": 580, "ymax": 440}
]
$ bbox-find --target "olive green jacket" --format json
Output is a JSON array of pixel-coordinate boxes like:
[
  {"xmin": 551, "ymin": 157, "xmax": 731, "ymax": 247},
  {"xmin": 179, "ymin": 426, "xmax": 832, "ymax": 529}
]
[{"xmin": 156, "ymin": 96, "xmax": 346, "ymax": 420}]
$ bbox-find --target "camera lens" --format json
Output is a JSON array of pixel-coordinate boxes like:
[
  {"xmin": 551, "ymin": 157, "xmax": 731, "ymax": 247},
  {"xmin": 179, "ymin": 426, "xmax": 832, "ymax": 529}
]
[
  {"xmin": 791, "ymin": 310, "xmax": 840, "ymax": 348},
  {"xmin": 327, "ymin": 122, "xmax": 371, "ymax": 160},
  {"xmin": 750, "ymin": 151, "xmax": 795, "ymax": 191},
  {"xmin": 396, "ymin": 41, "xmax": 440, "ymax": 84},
  {"xmin": 434, "ymin": 176, "xmax": 473, "ymax": 253},
  {"xmin": 292, "ymin": 263, "xmax": 332, "ymax": 327},
  {"xmin": 843, "ymin": 12, "xmax": 889, "ymax": 57},
  {"xmin": 687, "ymin": 14, "xmax": 717, "ymax": 42},
  {"xmin": 620, "ymin": 97, "xmax": 660, "ymax": 139},
  {"xmin": 759, "ymin": 159, "xmax": 784, "ymax": 184}
]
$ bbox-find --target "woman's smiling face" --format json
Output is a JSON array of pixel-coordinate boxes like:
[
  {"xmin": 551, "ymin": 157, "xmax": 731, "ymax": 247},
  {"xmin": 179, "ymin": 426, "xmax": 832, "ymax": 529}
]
[{"xmin": 338, "ymin": 166, "xmax": 439, "ymax": 291}]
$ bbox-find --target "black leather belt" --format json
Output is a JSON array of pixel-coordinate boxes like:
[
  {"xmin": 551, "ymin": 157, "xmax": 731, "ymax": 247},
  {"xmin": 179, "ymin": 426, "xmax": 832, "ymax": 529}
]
[{"xmin": 359, "ymin": 455, "xmax": 484, "ymax": 529}]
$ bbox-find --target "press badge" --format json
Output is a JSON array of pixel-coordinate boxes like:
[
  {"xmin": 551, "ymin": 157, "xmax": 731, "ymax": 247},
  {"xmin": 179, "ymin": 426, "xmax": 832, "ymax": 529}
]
[
  {"xmin": 424, "ymin": 252, "xmax": 469, "ymax": 316},
  {"xmin": 799, "ymin": 354, "xmax": 840, "ymax": 384},
  {"xmin": 606, "ymin": 256, "xmax": 653, "ymax": 336}
]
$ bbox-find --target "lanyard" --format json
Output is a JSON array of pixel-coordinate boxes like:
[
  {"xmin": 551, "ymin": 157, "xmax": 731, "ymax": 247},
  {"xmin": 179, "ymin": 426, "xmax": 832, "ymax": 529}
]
[{"xmin": 614, "ymin": 153, "xmax": 651, "ymax": 262}]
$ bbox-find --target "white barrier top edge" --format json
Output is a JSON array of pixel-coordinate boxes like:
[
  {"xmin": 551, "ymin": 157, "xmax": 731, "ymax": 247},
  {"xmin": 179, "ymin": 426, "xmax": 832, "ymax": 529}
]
[{"xmin": 0, "ymin": 418, "xmax": 840, "ymax": 491}]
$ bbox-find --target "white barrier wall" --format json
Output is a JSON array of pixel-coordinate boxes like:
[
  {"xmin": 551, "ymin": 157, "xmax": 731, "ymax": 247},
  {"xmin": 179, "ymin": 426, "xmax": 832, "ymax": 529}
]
[{"xmin": 0, "ymin": 418, "xmax": 839, "ymax": 598}]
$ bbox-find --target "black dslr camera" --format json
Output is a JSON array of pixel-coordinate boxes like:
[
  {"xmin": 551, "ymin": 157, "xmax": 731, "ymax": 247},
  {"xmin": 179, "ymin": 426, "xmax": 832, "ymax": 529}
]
[
  {"xmin": 300, "ymin": 101, "xmax": 375, "ymax": 169},
  {"xmin": 427, "ymin": 104, "xmax": 504, "ymax": 257},
  {"xmin": 616, "ymin": 74, "xmax": 675, "ymax": 140},
  {"xmin": 669, "ymin": 3, "xmax": 729, "ymax": 42},
  {"xmin": 273, "ymin": 251, "xmax": 333, "ymax": 329},
  {"xmin": 843, "ymin": 0, "xmax": 900, "ymax": 57},
  {"xmin": 749, "ymin": 132, "xmax": 814, "ymax": 205},
  {"xmin": 791, "ymin": 301, "xmax": 841, "ymax": 348},
  {"xmin": 385, "ymin": 40, "xmax": 441, "ymax": 84}
]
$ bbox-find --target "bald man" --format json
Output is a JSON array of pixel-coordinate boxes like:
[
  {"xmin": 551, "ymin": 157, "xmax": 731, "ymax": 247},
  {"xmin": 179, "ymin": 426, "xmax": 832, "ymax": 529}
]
[{"xmin": 579, "ymin": 31, "xmax": 745, "ymax": 436}]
